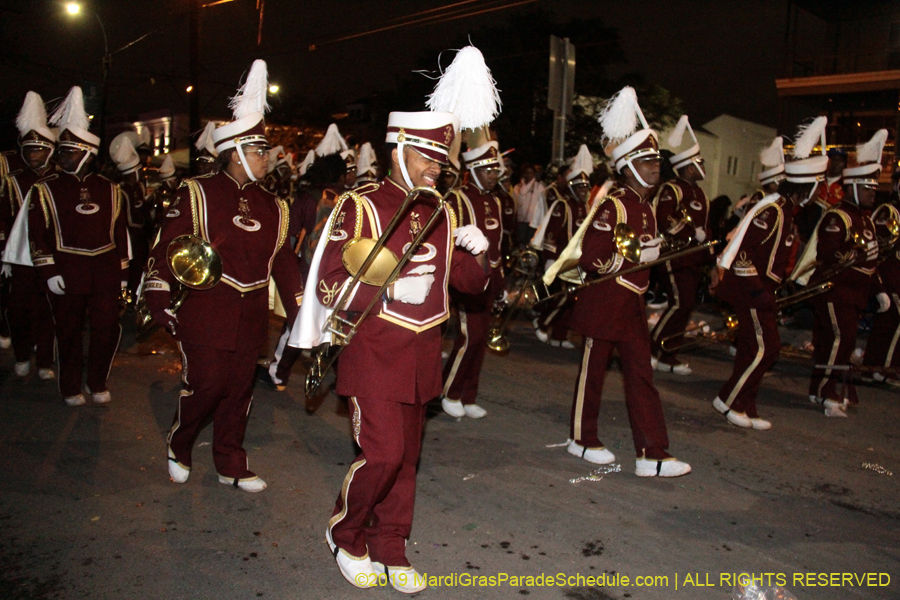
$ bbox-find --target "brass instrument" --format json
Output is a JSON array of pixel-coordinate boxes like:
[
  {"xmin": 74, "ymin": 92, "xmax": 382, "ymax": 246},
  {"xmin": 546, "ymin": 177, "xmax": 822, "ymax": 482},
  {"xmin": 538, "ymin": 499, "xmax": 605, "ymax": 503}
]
[
  {"xmin": 662, "ymin": 202, "xmax": 694, "ymax": 251},
  {"xmin": 533, "ymin": 239, "xmax": 717, "ymax": 307},
  {"xmin": 134, "ymin": 235, "xmax": 223, "ymax": 341},
  {"xmin": 486, "ymin": 247, "xmax": 539, "ymax": 354},
  {"xmin": 305, "ymin": 186, "xmax": 447, "ymax": 397}
]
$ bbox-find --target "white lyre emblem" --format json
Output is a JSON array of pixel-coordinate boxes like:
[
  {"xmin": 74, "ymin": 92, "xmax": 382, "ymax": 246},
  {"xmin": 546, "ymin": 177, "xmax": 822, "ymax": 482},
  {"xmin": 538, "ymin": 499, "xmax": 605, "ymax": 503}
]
[
  {"xmin": 75, "ymin": 187, "xmax": 99, "ymax": 215},
  {"xmin": 402, "ymin": 242, "xmax": 437, "ymax": 262},
  {"xmin": 233, "ymin": 197, "xmax": 261, "ymax": 232},
  {"xmin": 690, "ymin": 200, "xmax": 702, "ymax": 211}
]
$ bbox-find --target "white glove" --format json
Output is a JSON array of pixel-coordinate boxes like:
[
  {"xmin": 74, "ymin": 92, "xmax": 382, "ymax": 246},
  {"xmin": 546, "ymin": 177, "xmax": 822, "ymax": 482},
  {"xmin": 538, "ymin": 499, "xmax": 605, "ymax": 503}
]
[
  {"xmin": 693, "ymin": 227, "xmax": 707, "ymax": 243},
  {"xmin": 639, "ymin": 238, "xmax": 662, "ymax": 264},
  {"xmin": 392, "ymin": 265, "xmax": 435, "ymax": 305},
  {"xmin": 453, "ymin": 225, "xmax": 489, "ymax": 255},
  {"xmin": 47, "ymin": 275, "xmax": 66, "ymax": 295},
  {"xmin": 877, "ymin": 292, "xmax": 891, "ymax": 313},
  {"xmin": 0, "ymin": 263, "xmax": 11, "ymax": 278}
]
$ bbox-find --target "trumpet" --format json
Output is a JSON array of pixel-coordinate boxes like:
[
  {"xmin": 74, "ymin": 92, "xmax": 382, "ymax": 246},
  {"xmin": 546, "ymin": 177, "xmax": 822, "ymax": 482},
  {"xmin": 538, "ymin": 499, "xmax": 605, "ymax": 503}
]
[
  {"xmin": 134, "ymin": 234, "xmax": 223, "ymax": 341},
  {"xmin": 486, "ymin": 247, "xmax": 540, "ymax": 354},
  {"xmin": 305, "ymin": 186, "xmax": 446, "ymax": 397}
]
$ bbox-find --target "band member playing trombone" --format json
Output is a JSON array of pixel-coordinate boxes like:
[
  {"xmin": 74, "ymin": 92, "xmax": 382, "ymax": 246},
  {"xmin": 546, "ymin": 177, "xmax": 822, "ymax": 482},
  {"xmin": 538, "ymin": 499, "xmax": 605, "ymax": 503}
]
[
  {"xmin": 441, "ymin": 138, "xmax": 505, "ymax": 419},
  {"xmin": 145, "ymin": 61, "xmax": 304, "ymax": 492},
  {"xmin": 650, "ymin": 115, "xmax": 711, "ymax": 375},
  {"xmin": 712, "ymin": 135, "xmax": 804, "ymax": 430},
  {"xmin": 796, "ymin": 128, "xmax": 887, "ymax": 416},
  {"xmin": 566, "ymin": 87, "xmax": 690, "ymax": 478},
  {"xmin": 531, "ymin": 145, "xmax": 593, "ymax": 348},
  {"xmin": 296, "ymin": 45, "xmax": 494, "ymax": 592}
]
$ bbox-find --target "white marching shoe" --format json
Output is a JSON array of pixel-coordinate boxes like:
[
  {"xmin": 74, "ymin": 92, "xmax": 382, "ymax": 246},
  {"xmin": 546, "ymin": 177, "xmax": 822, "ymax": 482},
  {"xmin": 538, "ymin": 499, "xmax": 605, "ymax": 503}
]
[
  {"xmin": 463, "ymin": 404, "xmax": 487, "ymax": 418},
  {"xmin": 218, "ymin": 475, "xmax": 267, "ymax": 492},
  {"xmin": 91, "ymin": 390, "xmax": 112, "ymax": 404},
  {"xmin": 0, "ymin": 336, "xmax": 10, "ymax": 349},
  {"xmin": 750, "ymin": 418, "xmax": 772, "ymax": 430},
  {"xmin": 370, "ymin": 562, "xmax": 427, "ymax": 594},
  {"xmin": 550, "ymin": 339, "xmax": 576, "ymax": 349},
  {"xmin": 712, "ymin": 397, "xmax": 752, "ymax": 428},
  {"xmin": 167, "ymin": 447, "xmax": 190, "ymax": 483},
  {"xmin": 567, "ymin": 440, "xmax": 615, "ymax": 465},
  {"xmin": 64, "ymin": 394, "xmax": 86, "ymax": 407},
  {"xmin": 326, "ymin": 528, "xmax": 377, "ymax": 588},
  {"xmin": 38, "ymin": 368, "xmax": 55, "ymax": 380},
  {"xmin": 635, "ymin": 457, "xmax": 692, "ymax": 478},
  {"xmin": 14, "ymin": 361, "xmax": 30, "ymax": 377},
  {"xmin": 823, "ymin": 399, "xmax": 848, "ymax": 418},
  {"xmin": 655, "ymin": 360, "xmax": 692, "ymax": 375},
  {"xmin": 441, "ymin": 397, "xmax": 466, "ymax": 418}
]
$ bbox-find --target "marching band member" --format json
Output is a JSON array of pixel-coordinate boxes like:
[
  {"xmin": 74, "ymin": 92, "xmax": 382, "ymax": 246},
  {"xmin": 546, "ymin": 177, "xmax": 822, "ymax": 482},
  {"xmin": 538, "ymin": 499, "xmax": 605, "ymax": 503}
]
[
  {"xmin": 26, "ymin": 86, "xmax": 129, "ymax": 406},
  {"xmin": 566, "ymin": 87, "xmax": 690, "ymax": 478},
  {"xmin": 194, "ymin": 121, "xmax": 218, "ymax": 176},
  {"xmin": 650, "ymin": 114, "xmax": 712, "ymax": 375},
  {"xmin": 290, "ymin": 45, "xmax": 494, "ymax": 592},
  {"xmin": 441, "ymin": 136, "xmax": 505, "ymax": 419},
  {"xmin": 794, "ymin": 123, "xmax": 883, "ymax": 417},
  {"xmin": 145, "ymin": 60, "xmax": 304, "ymax": 491},
  {"xmin": 110, "ymin": 133, "xmax": 150, "ymax": 303},
  {"xmin": 355, "ymin": 142, "xmax": 379, "ymax": 186},
  {"xmin": 531, "ymin": 145, "xmax": 593, "ymax": 348},
  {"xmin": 0, "ymin": 91, "xmax": 57, "ymax": 379},
  {"xmin": 712, "ymin": 133, "xmax": 808, "ymax": 430}
]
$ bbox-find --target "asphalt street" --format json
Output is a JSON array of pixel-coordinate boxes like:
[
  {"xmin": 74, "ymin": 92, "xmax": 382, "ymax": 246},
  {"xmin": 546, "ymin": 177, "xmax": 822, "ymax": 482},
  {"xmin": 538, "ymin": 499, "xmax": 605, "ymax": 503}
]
[{"xmin": 1, "ymin": 309, "xmax": 898, "ymax": 600}]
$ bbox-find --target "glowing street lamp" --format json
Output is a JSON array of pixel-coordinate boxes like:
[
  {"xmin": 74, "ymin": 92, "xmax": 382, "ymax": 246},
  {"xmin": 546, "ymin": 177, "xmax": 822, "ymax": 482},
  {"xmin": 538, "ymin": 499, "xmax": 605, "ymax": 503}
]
[
  {"xmin": 268, "ymin": 84, "xmax": 279, "ymax": 94},
  {"xmin": 66, "ymin": 2, "xmax": 81, "ymax": 15}
]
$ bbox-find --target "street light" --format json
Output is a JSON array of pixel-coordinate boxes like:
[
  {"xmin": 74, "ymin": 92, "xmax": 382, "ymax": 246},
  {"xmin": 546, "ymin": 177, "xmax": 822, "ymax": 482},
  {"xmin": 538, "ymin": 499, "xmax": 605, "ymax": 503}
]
[
  {"xmin": 65, "ymin": 2, "xmax": 80, "ymax": 15},
  {"xmin": 64, "ymin": 2, "xmax": 110, "ymax": 151},
  {"xmin": 268, "ymin": 84, "xmax": 279, "ymax": 94}
]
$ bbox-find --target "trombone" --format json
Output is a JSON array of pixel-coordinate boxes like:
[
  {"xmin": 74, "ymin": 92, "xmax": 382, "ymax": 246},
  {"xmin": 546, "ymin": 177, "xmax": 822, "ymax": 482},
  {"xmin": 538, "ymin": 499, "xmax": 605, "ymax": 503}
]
[
  {"xmin": 486, "ymin": 247, "xmax": 539, "ymax": 354},
  {"xmin": 305, "ymin": 186, "xmax": 446, "ymax": 397},
  {"xmin": 134, "ymin": 235, "xmax": 223, "ymax": 341}
]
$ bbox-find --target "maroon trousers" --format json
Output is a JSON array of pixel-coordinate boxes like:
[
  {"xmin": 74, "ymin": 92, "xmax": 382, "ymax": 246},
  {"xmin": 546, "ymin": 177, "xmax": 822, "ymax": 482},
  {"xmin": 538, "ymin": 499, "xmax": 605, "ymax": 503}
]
[
  {"xmin": 328, "ymin": 396, "xmax": 424, "ymax": 567},
  {"xmin": 809, "ymin": 301, "xmax": 859, "ymax": 403},
  {"xmin": 169, "ymin": 341, "xmax": 261, "ymax": 479},
  {"xmin": 127, "ymin": 227, "xmax": 150, "ymax": 296},
  {"xmin": 864, "ymin": 291, "xmax": 900, "ymax": 371},
  {"xmin": 442, "ymin": 302, "xmax": 492, "ymax": 405},
  {"xmin": 6, "ymin": 266, "xmax": 55, "ymax": 368},
  {"xmin": 717, "ymin": 304, "xmax": 781, "ymax": 417},
  {"xmin": 570, "ymin": 335, "xmax": 671, "ymax": 458},
  {"xmin": 536, "ymin": 293, "xmax": 574, "ymax": 342},
  {"xmin": 651, "ymin": 265, "xmax": 702, "ymax": 364},
  {"xmin": 49, "ymin": 289, "xmax": 121, "ymax": 398}
]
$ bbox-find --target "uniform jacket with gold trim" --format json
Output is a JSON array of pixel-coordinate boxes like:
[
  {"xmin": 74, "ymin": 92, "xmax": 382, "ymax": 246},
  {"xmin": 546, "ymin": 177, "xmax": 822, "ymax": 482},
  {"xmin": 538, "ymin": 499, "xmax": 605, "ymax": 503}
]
[
  {"xmin": 449, "ymin": 182, "xmax": 505, "ymax": 302},
  {"xmin": 495, "ymin": 182, "xmax": 517, "ymax": 239},
  {"xmin": 120, "ymin": 179, "xmax": 149, "ymax": 229},
  {"xmin": 541, "ymin": 191, "xmax": 588, "ymax": 263},
  {"xmin": 718, "ymin": 197, "xmax": 795, "ymax": 310},
  {"xmin": 315, "ymin": 179, "xmax": 488, "ymax": 404},
  {"xmin": 872, "ymin": 203, "xmax": 900, "ymax": 295},
  {"xmin": 143, "ymin": 171, "xmax": 304, "ymax": 351},
  {"xmin": 1, "ymin": 167, "xmax": 47, "ymax": 252},
  {"xmin": 653, "ymin": 177, "xmax": 710, "ymax": 269},
  {"xmin": 572, "ymin": 184, "xmax": 657, "ymax": 341},
  {"xmin": 27, "ymin": 171, "xmax": 129, "ymax": 293},
  {"xmin": 813, "ymin": 200, "xmax": 880, "ymax": 309}
]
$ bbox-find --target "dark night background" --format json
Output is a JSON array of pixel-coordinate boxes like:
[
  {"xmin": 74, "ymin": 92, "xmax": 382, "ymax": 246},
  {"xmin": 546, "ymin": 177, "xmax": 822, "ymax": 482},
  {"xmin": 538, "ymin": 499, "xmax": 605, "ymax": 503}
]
[{"xmin": 0, "ymin": 0, "xmax": 853, "ymax": 164}]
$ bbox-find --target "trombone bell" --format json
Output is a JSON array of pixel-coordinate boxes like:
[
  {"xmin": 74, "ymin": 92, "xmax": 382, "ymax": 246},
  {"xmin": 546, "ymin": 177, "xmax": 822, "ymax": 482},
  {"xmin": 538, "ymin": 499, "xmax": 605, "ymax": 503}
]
[
  {"xmin": 614, "ymin": 223, "xmax": 642, "ymax": 263},
  {"xmin": 341, "ymin": 237, "xmax": 401, "ymax": 286},
  {"xmin": 486, "ymin": 327, "xmax": 510, "ymax": 354}
]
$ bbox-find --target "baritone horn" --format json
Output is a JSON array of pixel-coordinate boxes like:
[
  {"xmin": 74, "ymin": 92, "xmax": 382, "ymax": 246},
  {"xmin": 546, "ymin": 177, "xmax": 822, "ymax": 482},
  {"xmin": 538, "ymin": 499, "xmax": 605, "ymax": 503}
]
[
  {"xmin": 486, "ymin": 247, "xmax": 539, "ymax": 354},
  {"xmin": 134, "ymin": 235, "xmax": 222, "ymax": 341},
  {"xmin": 305, "ymin": 186, "xmax": 446, "ymax": 397}
]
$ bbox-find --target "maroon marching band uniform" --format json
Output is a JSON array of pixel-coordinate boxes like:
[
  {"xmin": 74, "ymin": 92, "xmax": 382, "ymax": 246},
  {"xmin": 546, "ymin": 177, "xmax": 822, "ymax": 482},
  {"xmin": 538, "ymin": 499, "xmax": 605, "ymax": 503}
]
[
  {"xmin": 318, "ymin": 179, "xmax": 487, "ymax": 567},
  {"xmin": 1, "ymin": 165, "xmax": 56, "ymax": 370},
  {"xmin": 863, "ymin": 203, "xmax": 900, "ymax": 376},
  {"xmin": 120, "ymin": 177, "xmax": 151, "ymax": 296},
  {"xmin": 0, "ymin": 151, "xmax": 27, "ymax": 341},
  {"xmin": 144, "ymin": 171, "xmax": 304, "ymax": 481},
  {"xmin": 27, "ymin": 170, "xmax": 130, "ymax": 398},
  {"xmin": 535, "ymin": 189, "xmax": 587, "ymax": 342},
  {"xmin": 496, "ymin": 180, "xmax": 517, "ymax": 255},
  {"xmin": 650, "ymin": 176, "xmax": 711, "ymax": 365},
  {"xmin": 570, "ymin": 184, "xmax": 673, "ymax": 460},
  {"xmin": 808, "ymin": 201, "xmax": 880, "ymax": 404},
  {"xmin": 441, "ymin": 180, "xmax": 504, "ymax": 406},
  {"xmin": 716, "ymin": 195, "xmax": 795, "ymax": 417}
]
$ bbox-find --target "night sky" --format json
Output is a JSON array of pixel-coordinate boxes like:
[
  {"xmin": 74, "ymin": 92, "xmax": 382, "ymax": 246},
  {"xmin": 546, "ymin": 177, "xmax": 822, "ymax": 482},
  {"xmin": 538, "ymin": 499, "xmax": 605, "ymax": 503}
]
[{"xmin": 0, "ymin": 0, "xmax": 787, "ymax": 147}]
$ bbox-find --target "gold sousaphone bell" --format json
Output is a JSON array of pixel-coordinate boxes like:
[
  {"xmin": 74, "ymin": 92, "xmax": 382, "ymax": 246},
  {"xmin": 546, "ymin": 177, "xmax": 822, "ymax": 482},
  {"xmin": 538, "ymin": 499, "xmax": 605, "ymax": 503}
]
[{"xmin": 134, "ymin": 235, "xmax": 222, "ymax": 340}]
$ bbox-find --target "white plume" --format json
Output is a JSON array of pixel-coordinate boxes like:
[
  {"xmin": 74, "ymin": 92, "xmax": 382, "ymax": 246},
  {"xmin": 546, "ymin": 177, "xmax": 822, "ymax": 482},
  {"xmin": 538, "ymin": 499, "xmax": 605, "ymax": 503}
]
[
  {"xmin": 267, "ymin": 145, "xmax": 284, "ymax": 173},
  {"xmin": 228, "ymin": 59, "xmax": 271, "ymax": 120},
  {"xmin": 298, "ymin": 149, "xmax": 315, "ymax": 176},
  {"xmin": 316, "ymin": 123, "xmax": 348, "ymax": 157},
  {"xmin": 159, "ymin": 154, "xmax": 175, "ymax": 178},
  {"xmin": 855, "ymin": 129, "xmax": 888, "ymax": 165},
  {"xmin": 667, "ymin": 115, "xmax": 690, "ymax": 148},
  {"xmin": 357, "ymin": 142, "xmax": 377, "ymax": 174},
  {"xmin": 112, "ymin": 139, "xmax": 139, "ymax": 167},
  {"xmin": 195, "ymin": 121, "xmax": 218, "ymax": 155},
  {"xmin": 426, "ymin": 45, "xmax": 501, "ymax": 130},
  {"xmin": 16, "ymin": 92, "xmax": 48, "ymax": 137},
  {"xmin": 49, "ymin": 86, "xmax": 90, "ymax": 132},
  {"xmin": 759, "ymin": 136, "xmax": 784, "ymax": 167},
  {"xmin": 569, "ymin": 144, "xmax": 593, "ymax": 178},
  {"xmin": 138, "ymin": 127, "xmax": 151, "ymax": 147},
  {"xmin": 598, "ymin": 86, "xmax": 648, "ymax": 144},
  {"xmin": 792, "ymin": 116, "xmax": 827, "ymax": 159}
]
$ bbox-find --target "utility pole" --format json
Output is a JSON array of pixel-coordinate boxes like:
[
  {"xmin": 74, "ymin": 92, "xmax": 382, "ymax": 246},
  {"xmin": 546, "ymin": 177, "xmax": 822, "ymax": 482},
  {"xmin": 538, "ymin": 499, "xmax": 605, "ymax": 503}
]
[{"xmin": 548, "ymin": 35, "xmax": 575, "ymax": 167}]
